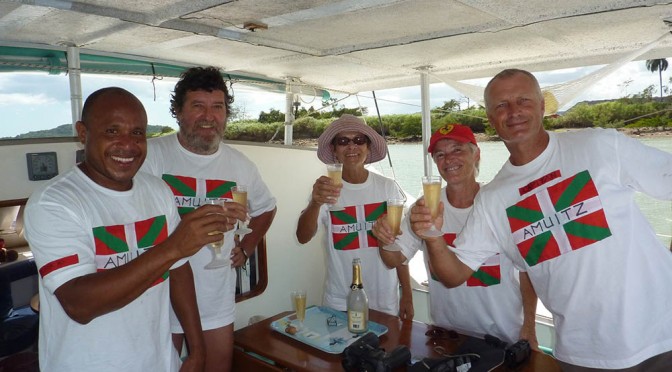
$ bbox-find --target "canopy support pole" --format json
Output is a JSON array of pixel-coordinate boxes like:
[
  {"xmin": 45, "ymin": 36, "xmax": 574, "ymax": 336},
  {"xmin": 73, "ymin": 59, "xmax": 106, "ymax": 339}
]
[
  {"xmin": 66, "ymin": 46, "xmax": 83, "ymax": 136},
  {"xmin": 284, "ymin": 77, "xmax": 296, "ymax": 146},
  {"xmin": 419, "ymin": 67, "xmax": 433, "ymax": 177}
]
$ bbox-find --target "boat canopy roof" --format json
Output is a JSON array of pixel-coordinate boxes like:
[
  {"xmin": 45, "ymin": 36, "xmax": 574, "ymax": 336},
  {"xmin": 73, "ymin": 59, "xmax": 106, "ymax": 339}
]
[{"xmin": 1, "ymin": 0, "xmax": 671, "ymax": 95}]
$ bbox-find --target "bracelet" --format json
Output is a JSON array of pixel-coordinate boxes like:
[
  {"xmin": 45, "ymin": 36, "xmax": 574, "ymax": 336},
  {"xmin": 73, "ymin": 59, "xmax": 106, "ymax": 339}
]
[{"xmin": 241, "ymin": 248, "xmax": 249, "ymax": 260}]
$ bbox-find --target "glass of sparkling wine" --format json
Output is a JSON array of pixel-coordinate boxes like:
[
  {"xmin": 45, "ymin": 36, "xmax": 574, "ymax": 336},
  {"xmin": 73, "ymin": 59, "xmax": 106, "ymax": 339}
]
[
  {"xmin": 291, "ymin": 290, "xmax": 307, "ymax": 329},
  {"xmin": 232, "ymin": 185, "xmax": 253, "ymax": 236},
  {"xmin": 420, "ymin": 176, "xmax": 443, "ymax": 238},
  {"xmin": 386, "ymin": 198, "xmax": 405, "ymax": 236},
  {"xmin": 381, "ymin": 198, "xmax": 406, "ymax": 252},
  {"xmin": 204, "ymin": 199, "xmax": 228, "ymax": 270},
  {"xmin": 327, "ymin": 163, "xmax": 344, "ymax": 211}
]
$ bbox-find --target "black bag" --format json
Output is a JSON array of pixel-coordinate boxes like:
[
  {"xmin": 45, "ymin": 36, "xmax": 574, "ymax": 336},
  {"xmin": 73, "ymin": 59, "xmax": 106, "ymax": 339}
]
[
  {"xmin": 455, "ymin": 336, "xmax": 506, "ymax": 372},
  {"xmin": 407, "ymin": 353, "xmax": 481, "ymax": 372}
]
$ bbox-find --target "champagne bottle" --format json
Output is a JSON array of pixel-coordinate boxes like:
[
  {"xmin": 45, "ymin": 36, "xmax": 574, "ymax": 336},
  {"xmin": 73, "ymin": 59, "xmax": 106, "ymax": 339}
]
[{"xmin": 347, "ymin": 258, "xmax": 369, "ymax": 334}]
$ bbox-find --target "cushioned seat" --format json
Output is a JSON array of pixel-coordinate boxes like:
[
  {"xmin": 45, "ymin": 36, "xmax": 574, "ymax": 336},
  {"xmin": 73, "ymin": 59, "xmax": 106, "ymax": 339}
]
[
  {"xmin": 0, "ymin": 201, "xmax": 38, "ymax": 369},
  {"xmin": 0, "ymin": 350, "xmax": 39, "ymax": 372},
  {"xmin": 0, "ymin": 305, "xmax": 38, "ymax": 358}
]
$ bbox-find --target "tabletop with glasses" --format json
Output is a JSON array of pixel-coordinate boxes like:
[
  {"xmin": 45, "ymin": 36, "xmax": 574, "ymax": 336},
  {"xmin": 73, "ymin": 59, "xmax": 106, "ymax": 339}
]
[{"xmin": 233, "ymin": 308, "xmax": 560, "ymax": 372}]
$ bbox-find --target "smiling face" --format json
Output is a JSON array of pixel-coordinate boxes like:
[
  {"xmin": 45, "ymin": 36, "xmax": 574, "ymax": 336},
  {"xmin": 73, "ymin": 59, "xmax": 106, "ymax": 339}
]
[
  {"xmin": 431, "ymin": 139, "xmax": 480, "ymax": 185},
  {"xmin": 330, "ymin": 131, "xmax": 370, "ymax": 169},
  {"xmin": 485, "ymin": 72, "xmax": 546, "ymax": 147},
  {"xmin": 176, "ymin": 89, "xmax": 228, "ymax": 154},
  {"xmin": 77, "ymin": 89, "xmax": 147, "ymax": 191}
]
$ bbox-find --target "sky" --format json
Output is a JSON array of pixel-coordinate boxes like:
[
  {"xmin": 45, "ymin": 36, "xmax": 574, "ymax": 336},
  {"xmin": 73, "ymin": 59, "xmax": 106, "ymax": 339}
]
[{"xmin": 0, "ymin": 60, "xmax": 667, "ymax": 139}]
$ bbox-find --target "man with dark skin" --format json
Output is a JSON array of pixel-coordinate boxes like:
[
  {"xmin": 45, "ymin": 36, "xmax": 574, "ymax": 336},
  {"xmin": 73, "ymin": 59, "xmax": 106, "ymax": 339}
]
[{"xmin": 25, "ymin": 87, "xmax": 234, "ymax": 371}]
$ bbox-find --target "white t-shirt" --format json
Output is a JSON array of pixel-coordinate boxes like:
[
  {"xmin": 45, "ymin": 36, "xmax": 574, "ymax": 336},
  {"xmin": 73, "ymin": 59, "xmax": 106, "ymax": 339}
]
[
  {"xmin": 455, "ymin": 129, "xmax": 672, "ymax": 368},
  {"xmin": 142, "ymin": 133, "xmax": 276, "ymax": 331},
  {"xmin": 318, "ymin": 171, "xmax": 402, "ymax": 316},
  {"xmin": 24, "ymin": 168, "xmax": 183, "ymax": 372},
  {"xmin": 397, "ymin": 186, "xmax": 523, "ymax": 344}
]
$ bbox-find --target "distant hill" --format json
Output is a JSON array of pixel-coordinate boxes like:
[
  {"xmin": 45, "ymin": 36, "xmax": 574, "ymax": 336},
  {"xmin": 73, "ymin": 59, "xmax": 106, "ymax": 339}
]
[{"xmin": 7, "ymin": 124, "xmax": 174, "ymax": 139}]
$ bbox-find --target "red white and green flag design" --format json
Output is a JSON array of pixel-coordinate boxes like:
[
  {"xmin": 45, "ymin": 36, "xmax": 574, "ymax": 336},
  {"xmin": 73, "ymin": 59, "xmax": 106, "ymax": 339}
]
[
  {"xmin": 92, "ymin": 215, "xmax": 170, "ymax": 285},
  {"xmin": 161, "ymin": 174, "xmax": 236, "ymax": 215},
  {"xmin": 330, "ymin": 202, "xmax": 386, "ymax": 250},
  {"xmin": 506, "ymin": 170, "xmax": 612, "ymax": 267},
  {"xmin": 466, "ymin": 254, "xmax": 501, "ymax": 287},
  {"xmin": 429, "ymin": 233, "xmax": 501, "ymax": 287}
]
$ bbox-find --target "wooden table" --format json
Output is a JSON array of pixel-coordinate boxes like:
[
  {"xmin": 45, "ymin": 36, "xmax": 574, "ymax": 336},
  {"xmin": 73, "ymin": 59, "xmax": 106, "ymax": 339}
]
[{"xmin": 233, "ymin": 308, "xmax": 560, "ymax": 371}]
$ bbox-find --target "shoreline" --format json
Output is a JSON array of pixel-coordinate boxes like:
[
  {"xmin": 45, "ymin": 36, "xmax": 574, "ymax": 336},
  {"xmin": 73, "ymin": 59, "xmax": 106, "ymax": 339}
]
[{"xmin": 281, "ymin": 127, "xmax": 672, "ymax": 148}]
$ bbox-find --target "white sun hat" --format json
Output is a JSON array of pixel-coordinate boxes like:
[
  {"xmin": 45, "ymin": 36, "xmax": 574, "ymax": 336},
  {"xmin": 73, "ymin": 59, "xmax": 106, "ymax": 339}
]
[{"xmin": 317, "ymin": 114, "xmax": 387, "ymax": 164}]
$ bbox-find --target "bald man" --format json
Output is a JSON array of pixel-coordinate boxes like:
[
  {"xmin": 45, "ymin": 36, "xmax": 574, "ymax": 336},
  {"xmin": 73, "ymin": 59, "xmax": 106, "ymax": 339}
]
[{"xmin": 25, "ymin": 87, "xmax": 235, "ymax": 372}]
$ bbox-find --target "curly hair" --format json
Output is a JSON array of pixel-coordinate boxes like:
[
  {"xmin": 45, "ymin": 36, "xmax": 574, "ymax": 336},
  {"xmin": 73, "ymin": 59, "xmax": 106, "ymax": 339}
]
[{"xmin": 170, "ymin": 66, "xmax": 234, "ymax": 118}]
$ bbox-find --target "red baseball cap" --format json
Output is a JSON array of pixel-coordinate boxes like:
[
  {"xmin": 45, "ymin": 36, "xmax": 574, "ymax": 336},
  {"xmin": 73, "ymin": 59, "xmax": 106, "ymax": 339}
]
[{"xmin": 427, "ymin": 123, "xmax": 477, "ymax": 154}]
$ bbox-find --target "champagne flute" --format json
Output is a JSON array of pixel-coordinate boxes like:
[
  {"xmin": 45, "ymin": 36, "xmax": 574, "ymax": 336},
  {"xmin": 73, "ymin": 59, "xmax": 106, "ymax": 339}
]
[
  {"xmin": 232, "ymin": 185, "xmax": 253, "ymax": 236},
  {"xmin": 327, "ymin": 163, "xmax": 344, "ymax": 211},
  {"xmin": 290, "ymin": 290, "xmax": 307, "ymax": 330},
  {"xmin": 204, "ymin": 199, "xmax": 229, "ymax": 270},
  {"xmin": 420, "ymin": 176, "xmax": 443, "ymax": 237},
  {"xmin": 381, "ymin": 198, "xmax": 405, "ymax": 252},
  {"xmin": 386, "ymin": 198, "xmax": 405, "ymax": 236}
]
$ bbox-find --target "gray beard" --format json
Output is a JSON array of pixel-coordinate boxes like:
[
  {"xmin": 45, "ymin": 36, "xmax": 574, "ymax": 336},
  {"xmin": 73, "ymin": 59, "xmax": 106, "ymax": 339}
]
[
  {"xmin": 179, "ymin": 130, "xmax": 223, "ymax": 155},
  {"xmin": 177, "ymin": 119, "xmax": 226, "ymax": 155}
]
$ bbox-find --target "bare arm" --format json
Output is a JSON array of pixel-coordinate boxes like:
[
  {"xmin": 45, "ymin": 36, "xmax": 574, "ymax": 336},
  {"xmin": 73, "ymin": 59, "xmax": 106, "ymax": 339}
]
[
  {"xmin": 232, "ymin": 207, "xmax": 277, "ymax": 268},
  {"xmin": 170, "ymin": 263, "xmax": 205, "ymax": 371},
  {"xmin": 296, "ymin": 201, "xmax": 321, "ymax": 244},
  {"xmin": 296, "ymin": 176, "xmax": 341, "ymax": 244},
  {"xmin": 396, "ymin": 264, "xmax": 414, "ymax": 321},
  {"xmin": 55, "ymin": 204, "xmax": 231, "ymax": 324},
  {"xmin": 410, "ymin": 199, "xmax": 473, "ymax": 287},
  {"xmin": 379, "ymin": 248, "xmax": 407, "ymax": 269},
  {"xmin": 518, "ymin": 272, "xmax": 539, "ymax": 350}
]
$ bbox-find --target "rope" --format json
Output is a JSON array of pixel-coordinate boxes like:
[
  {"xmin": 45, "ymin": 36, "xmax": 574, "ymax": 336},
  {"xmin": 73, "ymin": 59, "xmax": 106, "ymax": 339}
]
[
  {"xmin": 370, "ymin": 90, "xmax": 407, "ymax": 202},
  {"xmin": 150, "ymin": 63, "xmax": 163, "ymax": 101}
]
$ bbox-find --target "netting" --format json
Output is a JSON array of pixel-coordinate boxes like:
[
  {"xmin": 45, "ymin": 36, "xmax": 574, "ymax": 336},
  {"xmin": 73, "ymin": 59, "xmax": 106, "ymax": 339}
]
[{"xmin": 430, "ymin": 31, "xmax": 671, "ymax": 116}]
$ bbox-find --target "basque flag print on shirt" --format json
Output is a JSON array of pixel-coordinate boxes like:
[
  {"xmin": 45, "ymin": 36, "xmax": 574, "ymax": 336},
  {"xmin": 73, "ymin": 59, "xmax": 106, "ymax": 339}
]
[
  {"xmin": 430, "ymin": 233, "xmax": 501, "ymax": 287},
  {"xmin": 506, "ymin": 170, "xmax": 612, "ymax": 267},
  {"xmin": 330, "ymin": 202, "xmax": 386, "ymax": 250},
  {"xmin": 93, "ymin": 215, "xmax": 170, "ymax": 285},
  {"xmin": 161, "ymin": 174, "xmax": 236, "ymax": 215}
]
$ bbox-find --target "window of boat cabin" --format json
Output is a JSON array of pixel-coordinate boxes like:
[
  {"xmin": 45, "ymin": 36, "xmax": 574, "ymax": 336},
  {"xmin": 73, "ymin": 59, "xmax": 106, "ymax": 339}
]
[
  {"xmin": 0, "ymin": 72, "xmax": 181, "ymax": 139},
  {"xmin": 0, "ymin": 72, "xmax": 268, "ymax": 303}
]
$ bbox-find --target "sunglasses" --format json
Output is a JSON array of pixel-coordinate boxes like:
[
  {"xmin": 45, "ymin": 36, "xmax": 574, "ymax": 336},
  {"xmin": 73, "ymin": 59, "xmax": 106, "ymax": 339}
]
[{"xmin": 333, "ymin": 136, "xmax": 370, "ymax": 146}]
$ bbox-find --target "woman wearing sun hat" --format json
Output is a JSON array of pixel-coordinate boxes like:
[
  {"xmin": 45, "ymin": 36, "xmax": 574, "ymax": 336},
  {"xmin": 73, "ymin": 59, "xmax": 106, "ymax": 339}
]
[{"xmin": 296, "ymin": 114, "xmax": 414, "ymax": 320}]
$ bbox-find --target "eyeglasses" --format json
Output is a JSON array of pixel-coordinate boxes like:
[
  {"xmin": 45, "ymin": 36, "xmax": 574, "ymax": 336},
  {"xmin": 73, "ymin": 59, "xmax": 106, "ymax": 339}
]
[
  {"xmin": 425, "ymin": 327, "xmax": 459, "ymax": 340},
  {"xmin": 333, "ymin": 136, "xmax": 370, "ymax": 146}
]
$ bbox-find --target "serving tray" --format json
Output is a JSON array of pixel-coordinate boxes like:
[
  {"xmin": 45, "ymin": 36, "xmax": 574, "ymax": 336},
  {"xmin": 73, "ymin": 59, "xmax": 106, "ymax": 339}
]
[{"xmin": 270, "ymin": 305, "xmax": 388, "ymax": 354}]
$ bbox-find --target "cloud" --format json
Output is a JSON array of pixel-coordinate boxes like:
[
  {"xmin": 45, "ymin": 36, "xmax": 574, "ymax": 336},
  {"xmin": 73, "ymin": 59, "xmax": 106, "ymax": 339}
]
[{"xmin": 0, "ymin": 92, "xmax": 58, "ymax": 106}]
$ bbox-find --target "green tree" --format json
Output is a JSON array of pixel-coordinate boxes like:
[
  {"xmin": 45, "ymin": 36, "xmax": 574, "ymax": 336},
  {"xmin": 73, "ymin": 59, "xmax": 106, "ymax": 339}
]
[
  {"xmin": 258, "ymin": 108, "xmax": 285, "ymax": 123},
  {"xmin": 645, "ymin": 58, "xmax": 669, "ymax": 98},
  {"xmin": 431, "ymin": 99, "xmax": 461, "ymax": 118},
  {"xmin": 632, "ymin": 85, "xmax": 656, "ymax": 100},
  {"xmin": 228, "ymin": 104, "xmax": 242, "ymax": 121},
  {"xmin": 320, "ymin": 98, "xmax": 366, "ymax": 118}
]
